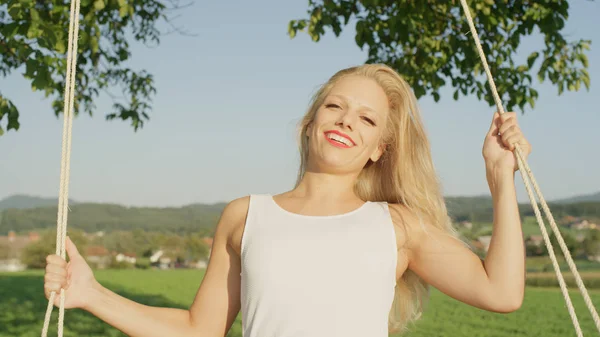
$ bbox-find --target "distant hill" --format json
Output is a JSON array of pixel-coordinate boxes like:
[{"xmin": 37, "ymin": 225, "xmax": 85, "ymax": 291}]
[
  {"xmin": 0, "ymin": 194, "xmax": 76, "ymax": 211},
  {"xmin": 0, "ymin": 202, "xmax": 227, "ymax": 235},
  {"xmin": 444, "ymin": 190, "xmax": 600, "ymax": 212},
  {"xmin": 552, "ymin": 191, "xmax": 600, "ymax": 204},
  {"xmin": 445, "ymin": 195, "xmax": 493, "ymax": 213},
  {"xmin": 1, "ymin": 191, "xmax": 597, "ymax": 235}
]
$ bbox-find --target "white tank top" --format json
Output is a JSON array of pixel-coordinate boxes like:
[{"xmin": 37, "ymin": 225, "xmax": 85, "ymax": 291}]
[{"xmin": 240, "ymin": 194, "xmax": 398, "ymax": 337}]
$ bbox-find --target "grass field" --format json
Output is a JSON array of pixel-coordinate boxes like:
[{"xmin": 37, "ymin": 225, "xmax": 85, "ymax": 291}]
[
  {"xmin": 2, "ymin": 269, "xmax": 600, "ymax": 337},
  {"xmin": 473, "ymin": 216, "xmax": 580, "ymax": 238}
]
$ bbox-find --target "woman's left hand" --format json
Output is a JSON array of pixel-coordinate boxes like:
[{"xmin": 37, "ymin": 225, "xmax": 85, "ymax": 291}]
[{"xmin": 482, "ymin": 111, "xmax": 532, "ymax": 173}]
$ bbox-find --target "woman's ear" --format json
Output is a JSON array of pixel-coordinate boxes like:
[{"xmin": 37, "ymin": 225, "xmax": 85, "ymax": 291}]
[{"xmin": 370, "ymin": 143, "xmax": 387, "ymax": 162}]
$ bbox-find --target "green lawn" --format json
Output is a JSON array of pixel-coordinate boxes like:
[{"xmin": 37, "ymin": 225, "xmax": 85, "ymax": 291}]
[
  {"xmin": 1, "ymin": 269, "xmax": 600, "ymax": 336},
  {"xmin": 471, "ymin": 216, "xmax": 576, "ymax": 238}
]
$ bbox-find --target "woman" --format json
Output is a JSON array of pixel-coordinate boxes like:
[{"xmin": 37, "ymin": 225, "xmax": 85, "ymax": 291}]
[{"xmin": 44, "ymin": 64, "xmax": 530, "ymax": 336}]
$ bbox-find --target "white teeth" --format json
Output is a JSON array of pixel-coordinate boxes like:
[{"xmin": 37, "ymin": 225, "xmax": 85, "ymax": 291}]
[{"xmin": 326, "ymin": 133, "xmax": 352, "ymax": 146}]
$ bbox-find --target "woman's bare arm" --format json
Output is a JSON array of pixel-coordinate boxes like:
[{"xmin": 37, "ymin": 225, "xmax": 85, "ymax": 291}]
[
  {"xmin": 67, "ymin": 197, "xmax": 249, "ymax": 337},
  {"xmin": 400, "ymin": 171, "xmax": 525, "ymax": 313}
]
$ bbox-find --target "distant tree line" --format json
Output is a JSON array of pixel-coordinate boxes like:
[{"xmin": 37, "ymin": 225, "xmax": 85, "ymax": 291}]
[
  {"xmin": 0, "ymin": 202, "xmax": 226, "ymax": 235},
  {"xmin": 449, "ymin": 200, "xmax": 600, "ymax": 224},
  {"xmin": 16, "ymin": 228, "xmax": 211, "ymax": 270},
  {"xmin": 1, "ymin": 199, "xmax": 599, "ymax": 235}
]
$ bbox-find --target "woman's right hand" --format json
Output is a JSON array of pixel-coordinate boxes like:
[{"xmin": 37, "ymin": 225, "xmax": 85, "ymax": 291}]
[{"xmin": 44, "ymin": 236, "xmax": 98, "ymax": 310}]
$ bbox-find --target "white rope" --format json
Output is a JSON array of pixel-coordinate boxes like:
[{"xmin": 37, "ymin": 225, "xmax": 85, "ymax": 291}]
[
  {"xmin": 459, "ymin": 0, "xmax": 600, "ymax": 335},
  {"xmin": 41, "ymin": 0, "xmax": 81, "ymax": 336}
]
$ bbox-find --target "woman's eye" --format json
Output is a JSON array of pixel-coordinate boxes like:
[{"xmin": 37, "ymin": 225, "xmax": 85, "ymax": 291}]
[
  {"xmin": 362, "ymin": 116, "xmax": 375, "ymax": 126},
  {"xmin": 325, "ymin": 103, "xmax": 341, "ymax": 109}
]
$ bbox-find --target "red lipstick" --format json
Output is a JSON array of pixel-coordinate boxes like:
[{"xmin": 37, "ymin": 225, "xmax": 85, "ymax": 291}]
[{"xmin": 324, "ymin": 130, "xmax": 355, "ymax": 148}]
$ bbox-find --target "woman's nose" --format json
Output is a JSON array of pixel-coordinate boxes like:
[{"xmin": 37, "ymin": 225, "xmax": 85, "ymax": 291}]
[{"xmin": 335, "ymin": 110, "xmax": 357, "ymax": 130}]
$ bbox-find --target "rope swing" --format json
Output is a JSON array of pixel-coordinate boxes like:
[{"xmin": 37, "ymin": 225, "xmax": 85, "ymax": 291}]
[
  {"xmin": 40, "ymin": 1, "xmax": 598, "ymax": 336},
  {"xmin": 458, "ymin": 1, "xmax": 600, "ymax": 335},
  {"xmin": 40, "ymin": 0, "xmax": 81, "ymax": 335}
]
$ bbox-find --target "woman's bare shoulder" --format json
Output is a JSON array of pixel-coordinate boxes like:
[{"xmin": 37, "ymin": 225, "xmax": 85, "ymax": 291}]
[
  {"xmin": 386, "ymin": 203, "xmax": 426, "ymax": 249},
  {"xmin": 387, "ymin": 203, "xmax": 413, "ymax": 230},
  {"xmin": 387, "ymin": 202, "xmax": 448, "ymax": 251},
  {"xmin": 221, "ymin": 195, "xmax": 251, "ymax": 223},
  {"xmin": 219, "ymin": 196, "xmax": 251, "ymax": 257}
]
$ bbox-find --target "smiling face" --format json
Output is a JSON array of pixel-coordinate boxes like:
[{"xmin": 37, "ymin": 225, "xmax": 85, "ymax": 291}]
[{"xmin": 305, "ymin": 75, "xmax": 390, "ymax": 175}]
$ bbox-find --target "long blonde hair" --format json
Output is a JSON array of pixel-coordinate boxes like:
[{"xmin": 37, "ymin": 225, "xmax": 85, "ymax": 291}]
[{"xmin": 295, "ymin": 64, "xmax": 459, "ymax": 333}]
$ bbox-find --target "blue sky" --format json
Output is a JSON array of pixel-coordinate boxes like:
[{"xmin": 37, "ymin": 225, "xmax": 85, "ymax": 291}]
[{"xmin": 1, "ymin": 1, "xmax": 598, "ymax": 207}]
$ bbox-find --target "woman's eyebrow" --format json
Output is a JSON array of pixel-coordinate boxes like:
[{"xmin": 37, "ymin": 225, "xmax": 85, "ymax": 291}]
[{"xmin": 328, "ymin": 94, "xmax": 377, "ymax": 113}]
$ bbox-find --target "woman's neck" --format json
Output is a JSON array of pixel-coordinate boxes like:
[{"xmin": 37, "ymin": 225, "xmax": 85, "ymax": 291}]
[{"xmin": 291, "ymin": 170, "xmax": 361, "ymax": 202}]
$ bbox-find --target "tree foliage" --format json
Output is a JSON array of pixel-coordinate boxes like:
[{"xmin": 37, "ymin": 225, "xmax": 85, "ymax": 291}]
[
  {"xmin": 543, "ymin": 229, "xmax": 579, "ymax": 257},
  {"xmin": 0, "ymin": 202, "xmax": 225, "ymax": 235},
  {"xmin": 0, "ymin": 240, "xmax": 9, "ymax": 259},
  {"xmin": 0, "ymin": 0, "xmax": 189, "ymax": 135},
  {"xmin": 20, "ymin": 228, "xmax": 88, "ymax": 269},
  {"xmin": 583, "ymin": 230, "xmax": 600, "ymax": 257},
  {"xmin": 98, "ymin": 229, "xmax": 210, "ymax": 262},
  {"xmin": 289, "ymin": 0, "xmax": 591, "ymax": 110}
]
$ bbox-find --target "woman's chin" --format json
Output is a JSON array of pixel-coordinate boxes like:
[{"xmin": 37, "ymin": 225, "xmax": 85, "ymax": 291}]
[{"xmin": 313, "ymin": 157, "xmax": 362, "ymax": 173}]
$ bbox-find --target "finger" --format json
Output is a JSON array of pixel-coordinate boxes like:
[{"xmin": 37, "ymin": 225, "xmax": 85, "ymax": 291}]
[
  {"xmin": 45, "ymin": 271, "xmax": 67, "ymax": 282},
  {"xmin": 487, "ymin": 111, "xmax": 501, "ymax": 136},
  {"xmin": 503, "ymin": 134, "xmax": 522, "ymax": 151},
  {"xmin": 44, "ymin": 286, "xmax": 65, "ymax": 307},
  {"xmin": 45, "ymin": 264, "xmax": 68, "ymax": 277},
  {"xmin": 44, "ymin": 282, "xmax": 64, "ymax": 297},
  {"xmin": 45, "ymin": 273, "xmax": 68, "ymax": 288},
  {"xmin": 499, "ymin": 111, "xmax": 517, "ymax": 123},
  {"xmin": 515, "ymin": 138, "xmax": 532, "ymax": 155},
  {"xmin": 44, "ymin": 288, "xmax": 63, "ymax": 307},
  {"xmin": 500, "ymin": 124, "xmax": 519, "ymax": 139},
  {"xmin": 66, "ymin": 236, "xmax": 81, "ymax": 259},
  {"xmin": 46, "ymin": 254, "xmax": 67, "ymax": 267},
  {"xmin": 499, "ymin": 119, "xmax": 518, "ymax": 136},
  {"xmin": 498, "ymin": 119, "xmax": 521, "ymax": 136}
]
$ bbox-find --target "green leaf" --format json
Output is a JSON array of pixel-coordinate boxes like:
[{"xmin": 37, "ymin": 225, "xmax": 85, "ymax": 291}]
[
  {"xmin": 26, "ymin": 23, "xmax": 41, "ymax": 39},
  {"xmin": 527, "ymin": 96, "xmax": 535, "ymax": 109},
  {"xmin": 7, "ymin": 115, "xmax": 20, "ymax": 131},
  {"xmin": 119, "ymin": 5, "xmax": 129, "ymax": 18},
  {"xmin": 577, "ymin": 53, "xmax": 589, "ymax": 68},
  {"xmin": 94, "ymin": 0, "xmax": 105, "ymax": 11},
  {"xmin": 8, "ymin": 3, "xmax": 23, "ymax": 19},
  {"xmin": 55, "ymin": 38, "xmax": 66, "ymax": 54},
  {"xmin": 287, "ymin": 21, "xmax": 297, "ymax": 38},
  {"xmin": 413, "ymin": 85, "xmax": 425, "ymax": 98},
  {"xmin": 581, "ymin": 41, "xmax": 591, "ymax": 51},
  {"xmin": 79, "ymin": 30, "xmax": 90, "ymax": 46},
  {"xmin": 582, "ymin": 72, "xmax": 590, "ymax": 89},
  {"xmin": 558, "ymin": 82, "xmax": 564, "ymax": 95},
  {"xmin": 90, "ymin": 36, "xmax": 100, "ymax": 54},
  {"xmin": 0, "ymin": 22, "xmax": 20, "ymax": 39},
  {"xmin": 527, "ymin": 52, "xmax": 539, "ymax": 69},
  {"xmin": 31, "ymin": 67, "xmax": 49, "ymax": 92},
  {"xmin": 41, "ymin": 26, "xmax": 58, "ymax": 51},
  {"xmin": 0, "ymin": 96, "xmax": 20, "ymax": 132},
  {"xmin": 30, "ymin": 8, "xmax": 40, "ymax": 21},
  {"xmin": 25, "ymin": 59, "xmax": 37, "ymax": 78}
]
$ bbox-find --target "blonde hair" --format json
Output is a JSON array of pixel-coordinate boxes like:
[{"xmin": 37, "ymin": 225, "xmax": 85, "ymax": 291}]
[{"xmin": 295, "ymin": 64, "xmax": 459, "ymax": 333}]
